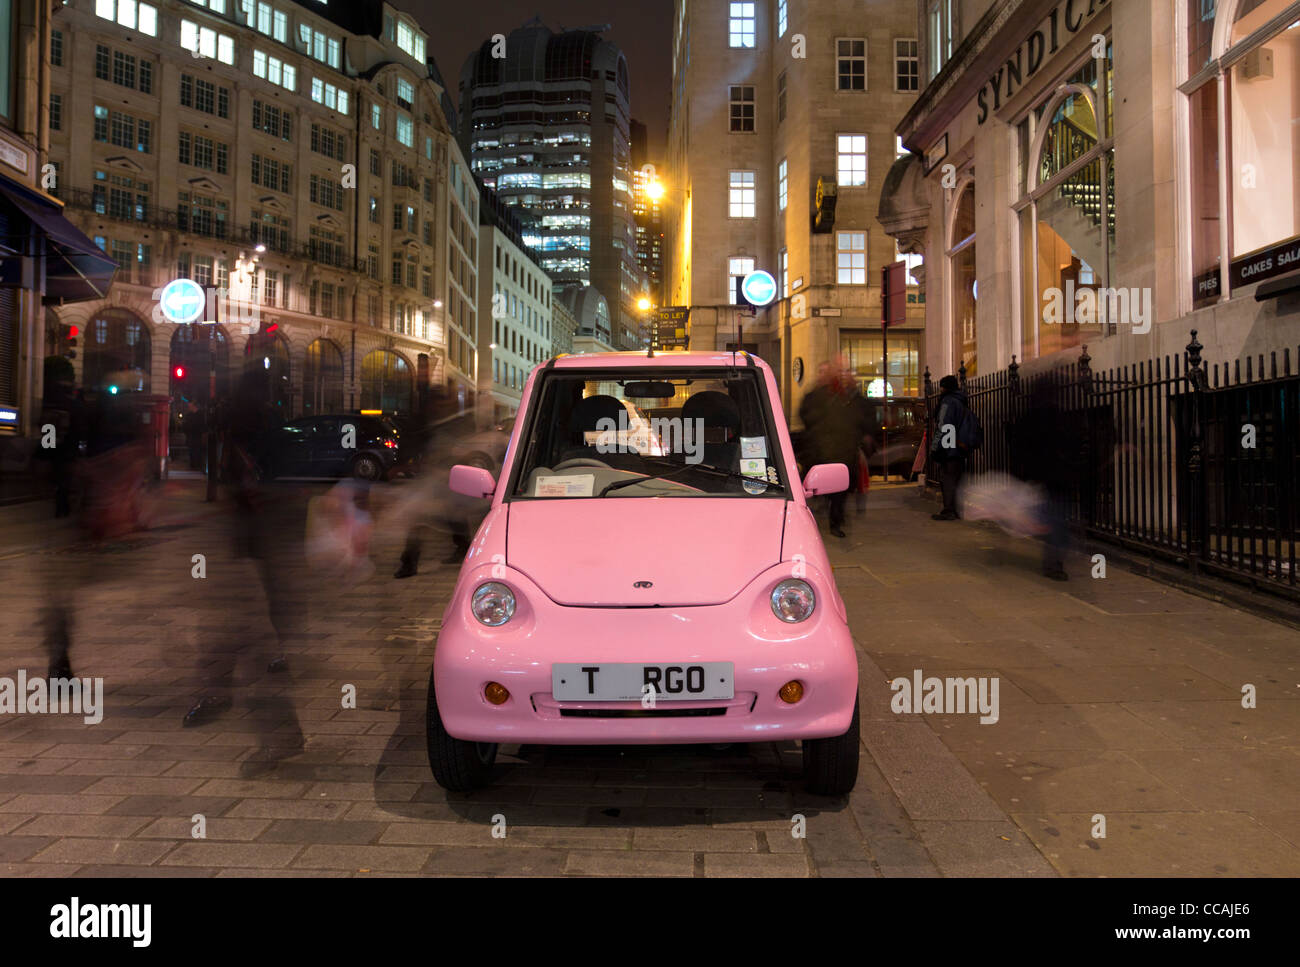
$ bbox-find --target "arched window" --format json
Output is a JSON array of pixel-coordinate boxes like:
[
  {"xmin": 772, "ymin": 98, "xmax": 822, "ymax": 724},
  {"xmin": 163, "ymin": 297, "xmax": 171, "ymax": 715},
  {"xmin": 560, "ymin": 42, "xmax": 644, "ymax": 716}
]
[
  {"xmin": 1183, "ymin": 0, "xmax": 1300, "ymax": 305},
  {"xmin": 1014, "ymin": 43, "xmax": 1115, "ymax": 361},
  {"xmin": 84, "ymin": 309, "xmax": 151, "ymax": 393},
  {"xmin": 360, "ymin": 349, "xmax": 412, "ymax": 414},
  {"xmin": 244, "ymin": 333, "xmax": 291, "ymax": 413},
  {"xmin": 948, "ymin": 182, "xmax": 977, "ymax": 376},
  {"xmin": 303, "ymin": 338, "xmax": 345, "ymax": 416}
]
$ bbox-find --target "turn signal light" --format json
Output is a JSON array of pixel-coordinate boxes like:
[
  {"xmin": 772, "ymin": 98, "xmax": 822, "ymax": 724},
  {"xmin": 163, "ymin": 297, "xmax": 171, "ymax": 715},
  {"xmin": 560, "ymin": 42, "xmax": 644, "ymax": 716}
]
[
  {"xmin": 484, "ymin": 682, "xmax": 510, "ymax": 705},
  {"xmin": 779, "ymin": 681, "xmax": 804, "ymax": 704}
]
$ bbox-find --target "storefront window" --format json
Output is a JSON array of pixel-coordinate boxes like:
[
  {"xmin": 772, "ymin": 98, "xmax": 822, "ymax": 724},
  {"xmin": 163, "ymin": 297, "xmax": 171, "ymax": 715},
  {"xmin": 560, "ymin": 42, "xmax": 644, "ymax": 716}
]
[
  {"xmin": 1016, "ymin": 40, "xmax": 1115, "ymax": 361},
  {"xmin": 841, "ymin": 330, "xmax": 921, "ymax": 397},
  {"xmin": 1184, "ymin": 0, "xmax": 1299, "ymax": 300},
  {"xmin": 949, "ymin": 184, "xmax": 977, "ymax": 376}
]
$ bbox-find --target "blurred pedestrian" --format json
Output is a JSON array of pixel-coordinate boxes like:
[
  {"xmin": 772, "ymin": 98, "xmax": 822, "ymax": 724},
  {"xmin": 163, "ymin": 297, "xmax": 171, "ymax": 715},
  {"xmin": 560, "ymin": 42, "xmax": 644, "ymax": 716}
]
[
  {"xmin": 929, "ymin": 375, "xmax": 970, "ymax": 520},
  {"xmin": 183, "ymin": 399, "xmax": 206, "ymax": 471},
  {"xmin": 799, "ymin": 363, "xmax": 871, "ymax": 538},
  {"xmin": 1010, "ymin": 377, "xmax": 1079, "ymax": 580},
  {"xmin": 184, "ymin": 369, "xmax": 305, "ymax": 755}
]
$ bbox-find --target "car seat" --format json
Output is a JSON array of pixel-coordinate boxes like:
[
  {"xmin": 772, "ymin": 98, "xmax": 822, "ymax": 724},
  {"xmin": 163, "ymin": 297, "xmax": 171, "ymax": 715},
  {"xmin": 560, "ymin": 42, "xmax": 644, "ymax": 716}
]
[
  {"xmin": 558, "ymin": 394, "xmax": 625, "ymax": 464},
  {"xmin": 681, "ymin": 391, "xmax": 741, "ymax": 471}
]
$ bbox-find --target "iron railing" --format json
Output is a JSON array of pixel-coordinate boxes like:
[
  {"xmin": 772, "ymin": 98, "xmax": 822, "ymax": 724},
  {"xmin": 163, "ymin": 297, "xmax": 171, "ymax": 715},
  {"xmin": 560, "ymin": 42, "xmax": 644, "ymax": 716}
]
[{"xmin": 923, "ymin": 331, "xmax": 1300, "ymax": 598}]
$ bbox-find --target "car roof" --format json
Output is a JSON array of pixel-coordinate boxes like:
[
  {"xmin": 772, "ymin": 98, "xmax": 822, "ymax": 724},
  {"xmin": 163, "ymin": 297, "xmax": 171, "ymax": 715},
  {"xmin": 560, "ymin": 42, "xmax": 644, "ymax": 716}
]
[{"xmin": 544, "ymin": 351, "xmax": 772, "ymax": 376}]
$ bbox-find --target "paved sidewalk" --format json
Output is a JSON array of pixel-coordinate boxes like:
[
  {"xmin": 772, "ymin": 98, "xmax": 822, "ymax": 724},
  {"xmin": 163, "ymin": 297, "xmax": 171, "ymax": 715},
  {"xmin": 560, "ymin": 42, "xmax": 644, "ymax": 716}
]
[
  {"xmin": 0, "ymin": 479, "xmax": 1295, "ymax": 876},
  {"xmin": 830, "ymin": 482, "xmax": 1300, "ymax": 876}
]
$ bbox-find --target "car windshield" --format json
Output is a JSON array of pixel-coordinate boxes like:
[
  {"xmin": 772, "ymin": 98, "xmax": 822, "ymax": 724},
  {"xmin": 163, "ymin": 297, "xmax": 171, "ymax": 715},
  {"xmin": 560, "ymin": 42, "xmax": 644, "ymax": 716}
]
[{"xmin": 507, "ymin": 367, "xmax": 785, "ymax": 499}]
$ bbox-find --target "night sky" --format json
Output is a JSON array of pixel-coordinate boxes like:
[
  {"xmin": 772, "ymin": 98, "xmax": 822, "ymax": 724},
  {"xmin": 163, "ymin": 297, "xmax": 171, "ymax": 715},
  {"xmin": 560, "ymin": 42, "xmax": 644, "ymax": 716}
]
[{"xmin": 406, "ymin": 0, "xmax": 673, "ymax": 157}]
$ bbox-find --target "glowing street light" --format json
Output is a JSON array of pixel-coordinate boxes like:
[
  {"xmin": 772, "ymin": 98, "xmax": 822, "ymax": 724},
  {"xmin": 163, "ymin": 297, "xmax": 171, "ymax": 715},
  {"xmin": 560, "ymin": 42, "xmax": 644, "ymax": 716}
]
[
  {"xmin": 637, "ymin": 297, "xmax": 653, "ymax": 312},
  {"xmin": 647, "ymin": 179, "xmax": 665, "ymax": 201}
]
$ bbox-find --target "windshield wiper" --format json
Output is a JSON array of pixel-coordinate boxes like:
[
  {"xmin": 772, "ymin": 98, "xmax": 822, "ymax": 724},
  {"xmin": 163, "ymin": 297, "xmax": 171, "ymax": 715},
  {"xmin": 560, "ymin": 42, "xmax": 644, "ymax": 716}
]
[{"xmin": 597, "ymin": 458, "xmax": 786, "ymax": 496}]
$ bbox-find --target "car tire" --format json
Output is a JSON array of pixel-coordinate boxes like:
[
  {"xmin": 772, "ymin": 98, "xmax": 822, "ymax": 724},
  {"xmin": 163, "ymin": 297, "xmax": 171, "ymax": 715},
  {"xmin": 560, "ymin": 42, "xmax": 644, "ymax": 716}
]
[
  {"xmin": 802, "ymin": 695, "xmax": 860, "ymax": 795},
  {"xmin": 425, "ymin": 665, "xmax": 498, "ymax": 791},
  {"xmin": 352, "ymin": 453, "xmax": 382, "ymax": 480}
]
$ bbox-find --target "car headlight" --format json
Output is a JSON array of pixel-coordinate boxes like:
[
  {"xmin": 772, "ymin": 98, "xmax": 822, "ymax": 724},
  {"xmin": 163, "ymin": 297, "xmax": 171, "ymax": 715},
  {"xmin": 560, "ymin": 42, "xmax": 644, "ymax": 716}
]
[
  {"xmin": 471, "ymin": 582, "xmax": 516, "ymax": 626},
  {"xmin": 771, "ymin": 579, "xmax": 816, "ymax": 623}
]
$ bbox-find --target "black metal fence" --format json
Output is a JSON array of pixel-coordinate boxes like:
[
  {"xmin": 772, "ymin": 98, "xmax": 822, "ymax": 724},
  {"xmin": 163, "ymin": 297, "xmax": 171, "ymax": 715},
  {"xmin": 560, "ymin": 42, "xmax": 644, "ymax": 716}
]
[{"xmin": 923, "ymin": 331, "xmax": 1300, "ymax": 598}]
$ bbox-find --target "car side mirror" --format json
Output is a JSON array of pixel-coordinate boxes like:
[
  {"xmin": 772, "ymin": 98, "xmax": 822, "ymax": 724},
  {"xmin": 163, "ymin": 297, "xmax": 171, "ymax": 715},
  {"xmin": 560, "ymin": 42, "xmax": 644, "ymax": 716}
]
[
  {"xmin": 449, "ymin": 464, "xmax": 496, "ymax": 499},
  {"xmin": 803, "ymin": 463, "xmax": 849, "ymax": 496}
]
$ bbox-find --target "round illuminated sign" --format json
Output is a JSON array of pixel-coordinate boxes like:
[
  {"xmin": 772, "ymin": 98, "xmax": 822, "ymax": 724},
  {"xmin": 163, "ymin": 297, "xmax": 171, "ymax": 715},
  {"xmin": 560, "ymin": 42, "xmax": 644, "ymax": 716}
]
[
  {"xmin": 159, "ymin": 278, "xmax": 206, "ymax": 324},
  {"xmin": 740, "ymin": 270, "xmax": 777, "ymax": 307}
]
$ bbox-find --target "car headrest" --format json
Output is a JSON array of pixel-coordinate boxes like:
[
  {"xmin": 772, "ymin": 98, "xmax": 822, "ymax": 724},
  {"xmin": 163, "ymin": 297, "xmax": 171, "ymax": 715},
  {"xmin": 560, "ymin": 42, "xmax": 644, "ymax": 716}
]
[
  {"xmin": 681, "ymin": 391, "xmax": 740, "ymax": 435},
  {"xmin": 567, "ymin": 394, "xmax": 624, "ymax": 434}
]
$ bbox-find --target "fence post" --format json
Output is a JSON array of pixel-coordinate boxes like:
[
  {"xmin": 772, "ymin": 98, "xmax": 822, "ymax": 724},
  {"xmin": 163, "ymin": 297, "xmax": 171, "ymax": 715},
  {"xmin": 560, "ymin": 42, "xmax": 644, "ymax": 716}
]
[
  {"xmin": 922, "ymin": 366, "xmax": 934, "ymax": 486},
  {"xmin": 1077, "ymin": 345, "xmax": 1092, "ymax": 526},
  {"xmin": 1185, "ymin": 330, "xmax": 1209, "ymax": 572},
  {"xmin": 958, "ymin": 358, "xmax": 967, "ymax": 391},
  {"xmin": 1008, "ymin": 355, "xmax": 1020, "ymax": 394}
]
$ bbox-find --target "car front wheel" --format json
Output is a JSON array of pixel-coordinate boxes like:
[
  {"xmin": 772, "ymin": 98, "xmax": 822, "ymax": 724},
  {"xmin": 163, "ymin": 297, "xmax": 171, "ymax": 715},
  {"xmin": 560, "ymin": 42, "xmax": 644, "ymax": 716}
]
[
  {"xmin": 802, "ymin": 696, "xmax": 860, "ymax": 795},
  {"xmin": 425, "ymin": 665, "xmax": 498, "ymax": 791},
  {"xmin": 352, "ymin": 453, "xmax": 382, "ymax": 480}
]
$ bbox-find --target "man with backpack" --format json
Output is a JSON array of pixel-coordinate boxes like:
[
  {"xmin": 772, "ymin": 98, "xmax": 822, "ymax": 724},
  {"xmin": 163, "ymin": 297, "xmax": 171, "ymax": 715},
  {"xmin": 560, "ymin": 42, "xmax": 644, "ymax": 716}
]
[{"xmin": 929, "ymin": 374, "xmax": 981, "ymax": 520}]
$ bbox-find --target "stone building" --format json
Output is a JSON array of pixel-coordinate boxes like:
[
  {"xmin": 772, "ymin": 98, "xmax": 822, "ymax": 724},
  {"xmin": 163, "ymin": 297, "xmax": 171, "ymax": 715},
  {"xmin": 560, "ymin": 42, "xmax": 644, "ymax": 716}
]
[
  {"xmin": 882, "ymin": 0, "xmax": 1300, "ymax": 382},
  {"xmin": 43, "ymin": 0, "xmax": 477, "ymax": 426},
  {"xmin": 665, "ymin": 0, "xmax": 924, "ymax": 420}
]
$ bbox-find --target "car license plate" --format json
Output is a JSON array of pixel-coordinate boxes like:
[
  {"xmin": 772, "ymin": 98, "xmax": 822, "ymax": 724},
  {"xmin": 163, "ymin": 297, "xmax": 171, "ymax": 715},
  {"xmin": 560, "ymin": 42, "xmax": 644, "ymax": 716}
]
[{"xmin": 551, "ymin": 663, "xmax": 735, "ymax": 702}]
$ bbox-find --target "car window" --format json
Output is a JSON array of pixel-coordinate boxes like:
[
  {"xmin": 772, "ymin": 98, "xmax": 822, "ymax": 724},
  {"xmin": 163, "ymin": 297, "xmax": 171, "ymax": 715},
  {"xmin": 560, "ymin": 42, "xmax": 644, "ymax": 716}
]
[{"xmin": 507, "ymin": 368, "xmax": 784, "ymax": 499}]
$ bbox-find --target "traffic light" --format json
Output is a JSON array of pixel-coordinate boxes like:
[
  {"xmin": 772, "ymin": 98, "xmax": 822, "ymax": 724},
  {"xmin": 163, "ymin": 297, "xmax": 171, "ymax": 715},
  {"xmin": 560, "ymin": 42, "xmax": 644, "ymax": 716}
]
[
  {"xmin": 58, "ymin": 324, "xmax": 78, "ymax": 359},
  {"xmin": 174, "ymin": 365, "xmax": 186, "ymax": 380}
]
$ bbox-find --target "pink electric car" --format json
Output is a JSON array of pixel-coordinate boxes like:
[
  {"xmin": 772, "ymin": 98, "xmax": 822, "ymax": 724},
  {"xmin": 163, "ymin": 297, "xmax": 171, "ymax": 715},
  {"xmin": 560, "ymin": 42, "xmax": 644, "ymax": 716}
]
[{"xmin": 426, "ymin": 351, "xmax": 860, "ymax": 794}]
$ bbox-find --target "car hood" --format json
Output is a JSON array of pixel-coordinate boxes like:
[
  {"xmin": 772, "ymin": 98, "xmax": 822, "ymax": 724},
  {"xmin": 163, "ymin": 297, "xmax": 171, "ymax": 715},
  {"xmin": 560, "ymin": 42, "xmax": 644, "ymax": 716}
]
[{"xmin": 507, "ymin": 498, "xmax": 786, "ymax": 606}]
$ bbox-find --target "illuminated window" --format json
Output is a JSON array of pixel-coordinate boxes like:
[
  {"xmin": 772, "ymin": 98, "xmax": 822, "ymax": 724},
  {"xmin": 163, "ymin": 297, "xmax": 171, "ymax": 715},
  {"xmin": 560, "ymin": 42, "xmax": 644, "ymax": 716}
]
[
  {"xmin": 729, "ymin": 170, "xmax": 755, "ymax": 218},
  {"xmin": 728, "ymin": 256, "xmax": 755, "ymax": 303},
  {"xmin": 96, "ymin": 0, "xmax": 158, "ymax": 36},
  {"xmin": 837, "ymin": 134, "xmax": 867, "ymax": 186},
  {"xmin": 253, "ymin": 50, "xmax": 296, "ymax": 91},
  {"xmin": 311, "ymin": 77, "xmax": 349, "ymax": 114},
  {"xmin": 837, "ymin": 232, "xmax": 867, "ymax": 284},
  {"xmin": 181, "ymin": 20, "xmax": 235, "ymax": 65},
  {"xmin": 778, "ymin": 0, "xmax": 788, "ymax": 38},
  {"xmin": 728, "ymin": 2, "xmax": 755, "ymax": 48},
  {"xmin": 777, "ymin": 159, "xmax": 787, "ymax": 211}
]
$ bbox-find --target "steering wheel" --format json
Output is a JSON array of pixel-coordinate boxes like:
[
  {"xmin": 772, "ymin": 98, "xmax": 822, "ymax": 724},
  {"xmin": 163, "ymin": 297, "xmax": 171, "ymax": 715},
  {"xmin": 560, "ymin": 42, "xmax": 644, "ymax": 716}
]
[{"xmin": 551, "ymin": 458, "xmax": 612, "ymax": 470}]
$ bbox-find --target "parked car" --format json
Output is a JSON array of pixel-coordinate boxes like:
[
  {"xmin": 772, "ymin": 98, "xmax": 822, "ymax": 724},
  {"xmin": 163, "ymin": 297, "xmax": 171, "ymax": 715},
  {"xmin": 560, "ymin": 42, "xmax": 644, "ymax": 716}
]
[
  {"xmin": 263, "ymin": 414, "xmax": 403, "ymax": 480},
  {"xmin": 864, "ymin": 398, "xmax": 927, "ymax": 478},
  {"xmin": 426, "ymin": 351, "xmax": 861, "ymax": 795}
]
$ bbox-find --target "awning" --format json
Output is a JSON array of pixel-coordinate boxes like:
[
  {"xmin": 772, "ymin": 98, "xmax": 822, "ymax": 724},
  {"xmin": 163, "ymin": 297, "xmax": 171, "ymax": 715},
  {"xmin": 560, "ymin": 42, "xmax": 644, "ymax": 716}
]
[{"xmin": 0, "ymin": 173, "xmax": 117, "ymax": 303}]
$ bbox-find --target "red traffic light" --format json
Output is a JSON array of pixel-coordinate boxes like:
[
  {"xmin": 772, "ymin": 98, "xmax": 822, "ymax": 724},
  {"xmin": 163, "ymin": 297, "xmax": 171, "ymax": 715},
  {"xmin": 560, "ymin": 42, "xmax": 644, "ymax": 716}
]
[
  {"xmin": 174, "ymin": 366, "xmax": 186, "ymax": 379},
  {"xmin": 67, "ymin": 325, "xmax": 79, "ymax": 339}
]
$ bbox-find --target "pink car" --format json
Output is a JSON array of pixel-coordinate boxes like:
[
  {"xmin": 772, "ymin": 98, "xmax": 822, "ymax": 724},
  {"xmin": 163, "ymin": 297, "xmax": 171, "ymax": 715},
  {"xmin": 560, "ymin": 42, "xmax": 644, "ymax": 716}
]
[{"xmin": 427, "ymin": 352, "xmax": 860, "ymax": 794}]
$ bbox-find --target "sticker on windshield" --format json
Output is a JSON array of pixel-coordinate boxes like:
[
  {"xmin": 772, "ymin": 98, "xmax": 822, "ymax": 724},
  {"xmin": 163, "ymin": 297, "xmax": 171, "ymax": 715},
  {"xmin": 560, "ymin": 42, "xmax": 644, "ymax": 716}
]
[
  {"xmin": 535, "ymin": 474, "xmax": 595, "ymax": 497},
  {"xmin": 740, "ymin": 436, "xmax": 767, "ymax": 460},
  {"xmin": 740, "ymin": 458, "xmax": 768, "ymax": 495}
]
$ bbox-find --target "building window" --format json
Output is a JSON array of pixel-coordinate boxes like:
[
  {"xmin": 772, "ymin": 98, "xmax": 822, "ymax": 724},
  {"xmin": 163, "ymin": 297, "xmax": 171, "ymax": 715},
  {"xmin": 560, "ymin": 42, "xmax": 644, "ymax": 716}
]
[
  {"xmin": 777, "ymin": 0, "xmax": 788, "ymax": 38},
  {"xmin": 928, "ymin": 0, "xmax": 955, "ymax": 80},
  {"xmin": 250, "ymin": 153, "xmax": 291, "ymax": 193},
  {"xmin": 253, "ymin": 50, "xmax": 297, "ymax": 91},
  {"xmin": 95, "ymin": 46, "xmax": 110, "ymax": 80},
  {"xmin": 311, "ymin": 78, "xmax": 349, "ymax": 114},
  {"xmin": 728, "ymin": 85, "xmax": 755, "ymax": 132},
  {"xmin": 310, "ymin": 123, "xmax": 346, "ymax": 162},
  {"xmin": 300, "ymin": 25, "xmax": 342, "ymax": 69},
  {"xmin": 728, "ymin": 170, "xmax": 755, "ymax": 218},
  {"xmin": 395, "ymin": 77, "xmax": 414, "ymax": 110},
  {"xmin": 1184, "ymin": 0, "xmax": 1299, "ymax": 306},
  {"xmin": 1016, "ymin": 49, "xmax": 1114, "ymax": 362},
  {"xmin": 309, "ymin": 174, "xmax": 345, "ymax": 212},
  {"xmin": 252, "ymin": 100, "xmax": 292, "ymax": 140},
  {"xmin": 181, "ymin": 75, "xmax": 230, "ymax": 118},
  {"xmin": 49, "ymin": 94, "xmax": 62, "ymax": 132},
  {"xmin": 777, "ymin": 159, "xmax": 787, "ymax": 211},
  {"xmin": 836, "ymin": 231, "xmax": 867, "ymax": 284},
  {"xmin": 780, "ymin": 248, "xmax": 789, "ymax": 297},
  {"xmin": 837, "ymin": 38, "xmax": 866, "ymax": 91},
  {"xmin": 371, "ymin": 103, "xmax": 381, "ymax": 129},
  {"xmin": 777, "ymin": 71, "xmax": 787, "ymax": 124},
  {"xmin": 95, "ymin": 0, "xmax": 159, "ymax": 37},
  {"xmin": 895, "ymin": 39, "xmax": 919, "ymax": 92},
  {"xmin": 728, "ymin": 256, "xmax": 756, "ymax": 304},
  {"xmin": 51, "ymin": 30, "xmax": 64, "ymax": 67},
  {"xmin": 728, "ymin": 2, "xmax": 755, "ymax": 48},
  {"xmin": 950, "ymin": 183, "xmax": 977, "ymax": 374},
  {"xmin": 396, "ymin": 114, "xmax": 414, "ymax": 147},
  {"xmin": 180, "ymin": 20, "xmax": 235, "ymax": 65},
  {"xmin": 837, "ymin": 134, "xmax": 867, "ymax": 186},
  {"xmin": 370, "ymin": 148, "xmax": 381, "ymax": 176},
  {"xmin": 179, "ymin": 132, "xmax": 228, "ymax": 173}
]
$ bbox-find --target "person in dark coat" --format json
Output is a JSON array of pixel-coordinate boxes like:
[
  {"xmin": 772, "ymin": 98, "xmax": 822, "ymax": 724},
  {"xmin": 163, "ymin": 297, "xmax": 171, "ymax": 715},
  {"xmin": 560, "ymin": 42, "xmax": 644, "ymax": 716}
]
[
  {"xmin": 798, "ymin": 364, "xmax": 871, "ymax": 537},
  {"xmin": 929, "ymin": 375, "xmax": 969, "ymax": 520}
]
